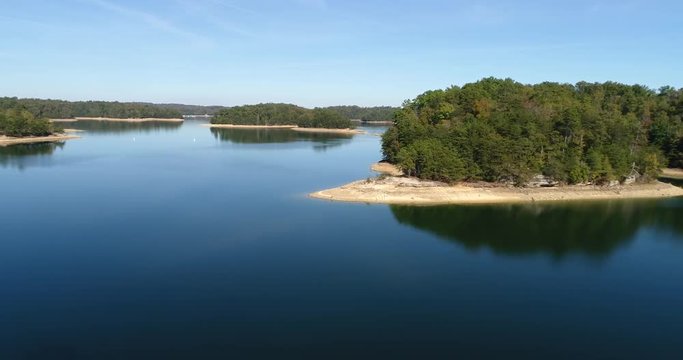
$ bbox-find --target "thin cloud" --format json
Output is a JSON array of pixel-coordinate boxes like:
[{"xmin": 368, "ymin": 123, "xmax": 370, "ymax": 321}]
[
  {"xmin": 80, "ymin": 0, "xmax": 214, "ymax": 47},
  {"xmin": 174, "ymin": 0, "xmax": 256, "ymax": 38},
  {"xmin": 293, "ymin": 0, "xmax": 328, "ymax": 10},
  {"xmin": 205, "ymin": 0, "xmax": 261, "ymax": 16}
]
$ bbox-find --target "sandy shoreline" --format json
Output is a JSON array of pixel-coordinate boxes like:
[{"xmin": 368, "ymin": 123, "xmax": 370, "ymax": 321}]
[
  {"xmin": 661, "ymin": 168, "xmax": 683, "ymax": 179},
  {"xmin": 310, "ymin": 163, "xmax": 683, "ymax": 205},
  {"xmin": 51, "ymin": 117, "xmax": 184, "ymax": 123},
  {"xmin": 0, "ymin": 134, "xmax": 80, "ymax": 146},
  {"xmin": 371, "ymin": 162, "xmax": 403, "ymax": 176},
  {"xmin": 291, "ymin": 127, "xmax": 364, "ymax": 135},
  {"xmin": 204, "ymin": 124, "xmax": 298, "ymax": 129}
]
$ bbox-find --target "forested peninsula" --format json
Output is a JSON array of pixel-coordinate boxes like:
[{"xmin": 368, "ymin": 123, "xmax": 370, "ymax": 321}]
[
  {"xmin": 211, "ymin": 103, "xmax": 356, "ymax": 130},
  {"xmin": 382, "ymin": 78, "xmax": 682, "ymax": 184},
  {"xmin": 0, "ymin": 108, "xmax": 78, "ymax": 146},
  {"xmin": 312, "ymin": 78, "xmax": 683, "ymax": 204}
]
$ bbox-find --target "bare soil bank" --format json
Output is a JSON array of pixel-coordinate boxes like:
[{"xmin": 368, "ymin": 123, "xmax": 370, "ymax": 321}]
[
  {"xmin": 661, "ymin": 168, "xmax": 683, "ymax": 179},
  {"xmin": 310, "ymin": 163, "xmax": 683, "ymax": 205},
  {"xmin": 290, "ymin": 127, "xmax": 364, "ymax": 135},
  {"xmin": 0, "ymin": 134, "xmax": 80, "ymax": 146}
]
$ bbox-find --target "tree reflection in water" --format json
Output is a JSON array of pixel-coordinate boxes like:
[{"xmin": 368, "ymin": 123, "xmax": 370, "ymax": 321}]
[
  {"xmin": 210, "ymin": 127, "xmax": 353, "ymax": 152},
  {"xmin": 0, "ymin": 142, "xmax": 65, "ymax": 170},
  {"xmin": 391, "ymin": 199, "xmax": 683, "ymax": 259}
]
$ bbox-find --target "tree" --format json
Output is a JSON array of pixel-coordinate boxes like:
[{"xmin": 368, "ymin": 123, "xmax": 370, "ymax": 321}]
[{"xmin": 382, "ymin": 78, "xmax": 680, "ymax": 185}]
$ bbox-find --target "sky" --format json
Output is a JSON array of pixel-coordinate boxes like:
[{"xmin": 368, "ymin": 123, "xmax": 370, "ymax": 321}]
[{"xmin": 1, "ymin": 0, "xmax": 682, "ymax": 107}]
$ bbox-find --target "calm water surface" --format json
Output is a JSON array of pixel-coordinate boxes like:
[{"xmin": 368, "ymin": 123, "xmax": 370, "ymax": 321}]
[{"xmin": 1, "ymin": 121, "xmax": 682, "ymax": 359}]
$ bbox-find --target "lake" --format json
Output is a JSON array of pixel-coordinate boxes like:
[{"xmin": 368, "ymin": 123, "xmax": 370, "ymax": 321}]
[{"xmin": 1, "ymin": 120, "xmax": 682, "ymax": 359}]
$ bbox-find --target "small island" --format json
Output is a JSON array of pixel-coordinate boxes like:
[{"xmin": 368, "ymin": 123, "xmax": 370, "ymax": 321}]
[
  {"xmin": 311, "ymin": 78, "xmax": 683, "ymax": 204},
  {"xmin": 1, "ymin": 108, "xmax": 79, "ymax": 146},
  {"xmin": 210, "ymin": 103, "xmax": 362, "ymax": 133}
]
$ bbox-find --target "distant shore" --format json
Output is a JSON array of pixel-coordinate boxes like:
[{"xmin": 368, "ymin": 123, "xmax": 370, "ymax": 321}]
[
  {"xmin": 310, "ymin": 163, "xmax": 683, "ymax": 205},
  {"xmin": 205, "ymin": 124, "xmax": 364, "ymax": 134},
  {"xmin": 291, "ymin": 127, "xmax": 364, "ymax": 135},
  {"xmin": 0, "ymin": 134, "xmax": 80, "ymax": 146},
  {"xmin": 204, "ymin": 124, "xmax": 298, "ymax": 129},
  {"xmin": 350, "ymin": 119, "xmax": 394, "ymax": 125},
  {"xmin": 51, "ymin": 117, "xmax": 184, "ymax": 123}
]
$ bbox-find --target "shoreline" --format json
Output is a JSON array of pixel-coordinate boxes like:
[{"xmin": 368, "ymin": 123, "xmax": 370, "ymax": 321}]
[
  {"xmin": 204, "ymin": 124, "xmax": 298, "ymax": 129},
  {"xmin": 205, "ymin": 124, "xmax": 364, "ymax": 134},
  {"xmin": 51, "ymin": 117, "xmax": 184, "ymax": 123},
  {"xmin": 0, "ymin": 134, "xmax": 80, "ymax": 146},
  {"xmin": 661, "ymin": 168, "xmax": 683, "ymax": 180},
  {"xmin": 310, "ymin": 163, "xmax": 683, "ymax": 205},
  {"xmin": 291, "ymin": 127, "xmax": 364, "ymax": 134}
]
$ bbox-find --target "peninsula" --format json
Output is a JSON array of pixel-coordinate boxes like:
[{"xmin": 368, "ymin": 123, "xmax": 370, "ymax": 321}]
[
  {"xmin": 0, "ymin": 134, "xmax": 80, "ymax": 146},
  {"xmin": 1, "ymin": 108, "xmax": 80, "ymax": 146},
  {"xmin": 312, "ymin": 78, "xmax": 683, "ymax": 204}
]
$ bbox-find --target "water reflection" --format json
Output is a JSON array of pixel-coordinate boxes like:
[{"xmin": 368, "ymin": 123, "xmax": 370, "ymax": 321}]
[
  {"xmin": 63, "ymin": 120, "xmax": 182, "ymax": 134},
  {"xmin": 391, "ymin": 199, "xmax": 683, "ymax": 259},
  {"xmin": 210, "ymin": 127, "xmax": 353, "ymax": 151},
  {"xmin": 0, "ymin": 142, "xmax": 65, "ymax": 170}
]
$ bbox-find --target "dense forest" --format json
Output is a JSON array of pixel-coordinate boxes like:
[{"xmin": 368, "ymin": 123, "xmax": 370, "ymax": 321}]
[
  {"xmin": 0, "ymin": 108, "xmax": 58, "ymax": 137},
  {"xmin": 382, "ymin": 78, "xmax": 683, "ymax": 185},
  {"xmin": 324, "ymin": 106, "xmax": 398, "ymax": 121},
  {"xmin": 212, "ymin": 103, "xmax": 354, "ymax": 129},
  {"xmin": 0, "ymin": 97, "xmax": 182, "ymax": 119}
]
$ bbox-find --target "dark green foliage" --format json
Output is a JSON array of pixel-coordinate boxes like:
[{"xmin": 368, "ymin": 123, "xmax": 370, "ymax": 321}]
[
  {"xmin": 212, "ymin": 103, "xmax": 354, "ymax": 129},
  {"xmin": 396, "ymin": 139, "xmax": 465, "ymax": 182},
  {"xmin": 299, "ymin": 108, "xmax": 351, "ymax": 129},
  {"xmin": 0, "ymin": 108, "xmax": 57, "ymax": 137},
  {"xmin": 212, "ymin": 103, "xmax": 308, "ymax": 126},
  {"xmin": 323, "ymin": 106, "xmax": 399, "ymax": 121},
  {"xmin": 0, "ymin": 97, "xmax": 182, "ymax": 119},
  {"xmin": 153, "ymin": 103, "xmax": 225, "ymax": 115},
  {"xmin": 382, "ymin": 78, "xmax": 683, "ymax": 184}
]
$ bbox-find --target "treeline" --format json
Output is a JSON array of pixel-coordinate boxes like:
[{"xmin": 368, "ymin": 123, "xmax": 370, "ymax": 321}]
[
  {"xmin": 0, "ymin": 97, "xmax": 182, "ymax": 119},
  {"xmin": 382, "ymin": 78, "xmax": 683, "ymax": 185},
  {"xmin": 0, "ymin": 108, "xmax": 58, "ymax": 137},
  {"xmin": 212, "ymin": 103, "xmax": 353, "ymax": 129},
  {"xmin": 151, "ymin": 103, "xmax": 225, "ymax": 115},
  {"xmin": 324, "ymin": 106, "xmax": 398, "ymax": 121}
]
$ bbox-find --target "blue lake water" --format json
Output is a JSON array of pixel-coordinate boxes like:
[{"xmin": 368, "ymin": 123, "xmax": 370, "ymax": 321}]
[{"xmin": 1, "ymin": 120, "xmax": 682, "ymax": 359}]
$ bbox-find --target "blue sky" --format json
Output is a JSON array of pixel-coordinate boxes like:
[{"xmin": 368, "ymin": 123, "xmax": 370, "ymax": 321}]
[{"xmin": 1, "ymin": 0, "xmax": 682, "ymax": 107}]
